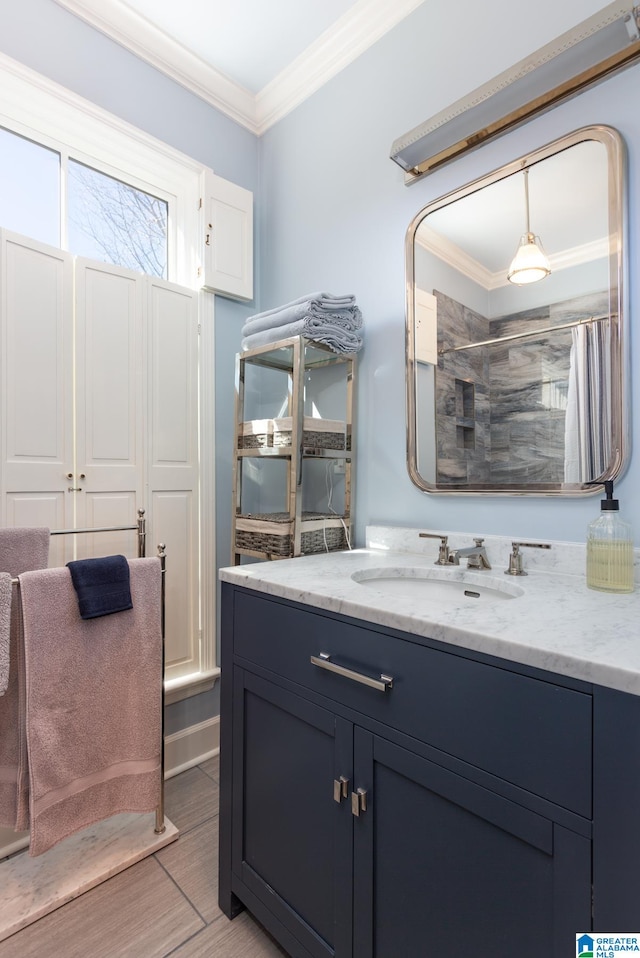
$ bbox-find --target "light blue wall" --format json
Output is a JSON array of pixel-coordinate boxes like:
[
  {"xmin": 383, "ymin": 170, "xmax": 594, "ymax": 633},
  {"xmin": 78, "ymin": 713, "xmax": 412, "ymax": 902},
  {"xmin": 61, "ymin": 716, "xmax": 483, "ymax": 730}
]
[{"xmin": 260, "ymin": 0, "xmax": 640, "ymax": 545}]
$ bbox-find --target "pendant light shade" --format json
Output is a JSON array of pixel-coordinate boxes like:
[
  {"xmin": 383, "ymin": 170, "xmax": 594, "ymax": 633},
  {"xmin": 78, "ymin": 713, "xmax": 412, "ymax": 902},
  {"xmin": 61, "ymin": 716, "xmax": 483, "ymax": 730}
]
[
  {"xmin": 507, "ymin": 169, "xmax": 551, "ymax": 286},
  {"xmin": 507, "ymin": 232, "xmax": 551, "ymax": 285}
]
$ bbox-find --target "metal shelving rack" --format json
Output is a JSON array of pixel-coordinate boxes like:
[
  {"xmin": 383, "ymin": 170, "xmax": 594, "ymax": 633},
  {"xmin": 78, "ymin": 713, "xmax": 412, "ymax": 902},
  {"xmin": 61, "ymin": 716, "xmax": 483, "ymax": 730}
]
[{"xmin": 232, "ymin": 336, "xmax": 355, "ymax": 563}]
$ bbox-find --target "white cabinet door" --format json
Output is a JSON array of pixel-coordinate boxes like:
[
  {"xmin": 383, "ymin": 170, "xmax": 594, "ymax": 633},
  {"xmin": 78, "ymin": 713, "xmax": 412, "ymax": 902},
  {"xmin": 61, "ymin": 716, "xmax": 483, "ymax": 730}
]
[
  {"xmin": 74, "ymin": 260, "xmax": 145, "ymax": 560},
  {"xmin": 1, "ymin": 238, "xmax": 203, "ymax": 682},
  {"xmin": 147, "ymin": 277, "xmax": 200, "ymax": 682},
  {"xmin": 201, "ymin": 170, "xmax": 253, "ymax": 301},
  {"xmin": 0, "ymin": 231, "xmax": 73, "ymax": 569}
]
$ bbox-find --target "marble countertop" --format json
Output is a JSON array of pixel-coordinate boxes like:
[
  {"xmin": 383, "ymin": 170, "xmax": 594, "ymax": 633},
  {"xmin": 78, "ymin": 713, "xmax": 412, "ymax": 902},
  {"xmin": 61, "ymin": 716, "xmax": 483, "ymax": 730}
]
[{"xmin": 219, "ymin": 526, "xmax": 640, "ymax": 696}]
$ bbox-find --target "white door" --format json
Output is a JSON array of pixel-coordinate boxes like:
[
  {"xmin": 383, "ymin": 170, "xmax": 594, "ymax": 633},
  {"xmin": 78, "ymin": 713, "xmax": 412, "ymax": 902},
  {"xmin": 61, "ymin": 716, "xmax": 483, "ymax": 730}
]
[
  {"xmin": 147, "ymin": 278, "xmax": 200, "ymax": 682},
  {"xmin": 0, "ymin": 230, "xmax": 73, "ymax": 569},
  {"xmin": 0, "ymin": 235, "xmax": 203, "ymax": 859},
  {"xmin": 2, "ymin": 242, "xmax": 202, "ymax": 668},
  {"xmin": 74, "ymin": 259, "xmax": 145, "ymax": 560}
]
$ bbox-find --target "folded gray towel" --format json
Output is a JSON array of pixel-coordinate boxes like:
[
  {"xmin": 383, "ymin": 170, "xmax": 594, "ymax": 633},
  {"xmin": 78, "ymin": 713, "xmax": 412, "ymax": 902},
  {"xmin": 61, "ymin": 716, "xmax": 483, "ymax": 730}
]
[
  {"xmin": 242, "ymin": 318, "xmax": 363, "ymax": 355},
  {"xmin": 0, "ymin": 573, "xmax": 11, "ymax": 696},
  {"xmin": 242, "ymin": 294, "xmax": 361, "ymax": 338},
  {"xmin": 250, "ymin": 292, "xmax": 356, "ymax": 319}
]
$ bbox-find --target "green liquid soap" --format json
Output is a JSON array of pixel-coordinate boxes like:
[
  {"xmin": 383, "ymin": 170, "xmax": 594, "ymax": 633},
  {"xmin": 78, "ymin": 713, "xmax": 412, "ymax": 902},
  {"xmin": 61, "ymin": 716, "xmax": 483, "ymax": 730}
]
[{"xmin": 586, "ymin": 539, "xmax": 634, "ymax": 593}]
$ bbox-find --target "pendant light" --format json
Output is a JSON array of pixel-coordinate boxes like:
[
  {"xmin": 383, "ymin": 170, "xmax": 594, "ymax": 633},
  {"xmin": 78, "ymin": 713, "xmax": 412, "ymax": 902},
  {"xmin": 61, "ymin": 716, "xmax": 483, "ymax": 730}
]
[{"xmin": 507, "ymin": 168, "xmax": 551, "ymax": 285}]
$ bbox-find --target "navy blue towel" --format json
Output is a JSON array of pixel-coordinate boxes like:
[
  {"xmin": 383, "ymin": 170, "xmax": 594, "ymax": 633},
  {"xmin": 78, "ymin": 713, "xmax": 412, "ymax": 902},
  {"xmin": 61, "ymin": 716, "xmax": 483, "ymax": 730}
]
[{"xmin": 66, "ymin": 555, "xmax": 133, "ymax": 620}]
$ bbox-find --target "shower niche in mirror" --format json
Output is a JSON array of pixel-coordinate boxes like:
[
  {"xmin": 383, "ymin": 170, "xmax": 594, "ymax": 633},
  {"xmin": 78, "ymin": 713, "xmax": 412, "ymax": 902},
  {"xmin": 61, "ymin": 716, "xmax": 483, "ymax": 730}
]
[{"xmin": 406, "ymin": 126, "xmax": 627, "ymax": 495}]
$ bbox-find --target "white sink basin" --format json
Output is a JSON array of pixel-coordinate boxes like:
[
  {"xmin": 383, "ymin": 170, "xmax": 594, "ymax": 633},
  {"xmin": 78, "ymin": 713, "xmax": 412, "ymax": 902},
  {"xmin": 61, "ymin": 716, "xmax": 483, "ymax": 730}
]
[{"xmin": 351, "ymin": 568, "xmax": 524, "ymax": 605}]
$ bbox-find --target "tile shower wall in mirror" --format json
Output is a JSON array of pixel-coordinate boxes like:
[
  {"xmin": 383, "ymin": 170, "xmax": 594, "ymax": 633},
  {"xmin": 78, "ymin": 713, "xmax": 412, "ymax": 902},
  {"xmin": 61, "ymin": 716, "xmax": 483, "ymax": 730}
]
[{"xmin": 434, "ymin": 289, "xmax": 609, "ymax": 484}]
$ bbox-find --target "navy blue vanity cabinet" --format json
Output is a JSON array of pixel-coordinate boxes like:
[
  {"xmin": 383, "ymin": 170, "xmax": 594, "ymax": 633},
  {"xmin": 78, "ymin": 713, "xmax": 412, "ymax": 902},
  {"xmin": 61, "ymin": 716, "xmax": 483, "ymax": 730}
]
[
  {"xmin": 219, "ymin": 584, "xmax": 594, "ymax": 958},
  {"xmin": 230, "ymin": 668, "xmax": 353, "ymax": 958},
  {"xmin": 352, "ymin": 731, "xmax": 590, "ymax": 958}
]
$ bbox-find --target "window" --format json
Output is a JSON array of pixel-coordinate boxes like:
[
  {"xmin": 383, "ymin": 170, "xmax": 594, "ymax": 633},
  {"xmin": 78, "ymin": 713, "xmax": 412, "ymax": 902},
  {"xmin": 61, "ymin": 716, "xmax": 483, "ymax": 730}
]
[
  {"xmin": 0, "ymin": 54, "xmax": 203, "ymax": 286},
  {"xmin": 0, "ymin": 129, "xmax": 171, "ymax": 278},
  {"xmin": 0, "ymin": 127, "xmax": 60, "ymax": 246},
  {"xmin": 68, "ymin": 160, "xmax": 168, "ymax": 278}
]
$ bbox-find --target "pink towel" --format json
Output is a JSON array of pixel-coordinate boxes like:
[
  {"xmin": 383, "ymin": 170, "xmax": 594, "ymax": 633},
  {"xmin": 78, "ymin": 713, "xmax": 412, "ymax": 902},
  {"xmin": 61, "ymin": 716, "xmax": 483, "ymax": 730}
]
[
  {"xmin": 19, "ymin": 557, "xmax": 162, "ymax": 856},
  {"xmin": 0, "ymin": 528, "xmax": 50, "ymax": 829},
  {"xmin": 0, "ymin": 573, "xmax": 11, "ymax": 696}
]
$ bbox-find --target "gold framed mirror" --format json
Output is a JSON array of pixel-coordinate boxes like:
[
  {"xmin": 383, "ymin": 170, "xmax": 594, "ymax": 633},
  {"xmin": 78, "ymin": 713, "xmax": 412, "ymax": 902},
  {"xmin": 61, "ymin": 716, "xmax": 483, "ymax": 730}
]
[{"xmin": 406, "ymin": 125, "xmax": 627, "ymax": 495}]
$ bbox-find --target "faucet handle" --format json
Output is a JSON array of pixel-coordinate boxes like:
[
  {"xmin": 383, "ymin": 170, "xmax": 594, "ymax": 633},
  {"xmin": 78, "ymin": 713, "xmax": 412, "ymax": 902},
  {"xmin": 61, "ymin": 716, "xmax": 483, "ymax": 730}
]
[
  {"xmin": 505, "ymin": 541, "xmax": 551, "ymax": 576},
  {"xmin": 466, "ymin": 538, "xmax": 491, "ymax": 570},
  {"xmin": 419, "ymin": 532, "xmax": 450, "ymax": 566}
]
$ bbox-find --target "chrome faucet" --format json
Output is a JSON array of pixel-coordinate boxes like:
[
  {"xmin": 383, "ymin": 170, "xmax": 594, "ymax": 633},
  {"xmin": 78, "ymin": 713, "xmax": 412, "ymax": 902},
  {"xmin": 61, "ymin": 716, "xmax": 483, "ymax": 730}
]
[
  {"xmin": 448, "ymin": 537, "xmax": 492, "ymax": 570},
  {"xmin": 418, "ymin": 532, "xmax": 451, "ymax": 565},
  {"xmin": 504, "ymin": 541, "xmax": 551, "ymax": 576}
]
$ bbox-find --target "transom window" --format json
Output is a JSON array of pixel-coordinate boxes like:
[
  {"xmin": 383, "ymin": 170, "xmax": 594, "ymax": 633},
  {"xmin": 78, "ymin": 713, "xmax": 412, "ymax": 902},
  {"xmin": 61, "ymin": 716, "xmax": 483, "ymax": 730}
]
[
  {"xmin": 0, "ymin": 127, "xmax": 60, "ymax": 247},
  {"xmin": 0, "ymin": 56, "xmax": 203, "ymax": 287},
  {"xmin": 0, "ymin": 126, "xmax": 169, "ymax": 279},
  {"xmin": 68, "ymin": 160, "xmax": 168, "ymax": 278}
]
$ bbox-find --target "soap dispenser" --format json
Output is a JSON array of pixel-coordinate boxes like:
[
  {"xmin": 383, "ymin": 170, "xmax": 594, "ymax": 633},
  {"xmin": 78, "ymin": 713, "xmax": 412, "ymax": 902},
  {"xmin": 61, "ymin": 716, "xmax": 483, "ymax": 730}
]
[{"xmin": 586, "ymin": 480, "xmax": 634, "ymax": 593}]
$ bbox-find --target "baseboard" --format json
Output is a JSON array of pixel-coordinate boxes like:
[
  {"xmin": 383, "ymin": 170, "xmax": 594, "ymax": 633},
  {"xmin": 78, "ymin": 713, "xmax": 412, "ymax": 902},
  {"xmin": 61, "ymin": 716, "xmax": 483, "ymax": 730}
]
[{"xmin": 164, "ymin": 715, "xmax": 220, "ymax": 778}]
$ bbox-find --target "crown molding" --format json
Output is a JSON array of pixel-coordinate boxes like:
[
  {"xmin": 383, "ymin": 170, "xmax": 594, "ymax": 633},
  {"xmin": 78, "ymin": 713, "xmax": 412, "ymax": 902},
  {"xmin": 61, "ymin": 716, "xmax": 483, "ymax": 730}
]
[
  {"xmin": 417, "ymin": 225, "xmax": 495, "ymax": 291},
  {"xmin": 52, "ymin": 0, "xmax": 258, "ymax": 131},
  {"xmin": 53, "ymin": 0, "xmax": 425, "ymax": 135},
  {"xmin": 417, "ymin": 226, "xmax": 610, "ymax": 292},
  {"xmin": 255, "ymin": 0, "xmax": 427, "ymax": 133}
]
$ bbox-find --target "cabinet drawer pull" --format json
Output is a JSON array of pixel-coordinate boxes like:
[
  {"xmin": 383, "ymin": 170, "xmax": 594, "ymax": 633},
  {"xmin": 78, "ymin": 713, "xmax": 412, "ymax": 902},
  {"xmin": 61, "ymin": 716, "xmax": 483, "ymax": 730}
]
[
  {"xmin": 310, "ymin": 652, "xmax": 393, "ymax": 692},
  {"xmin": 351, "ymin": 788, "xmax": 367, "ymax": 817}
]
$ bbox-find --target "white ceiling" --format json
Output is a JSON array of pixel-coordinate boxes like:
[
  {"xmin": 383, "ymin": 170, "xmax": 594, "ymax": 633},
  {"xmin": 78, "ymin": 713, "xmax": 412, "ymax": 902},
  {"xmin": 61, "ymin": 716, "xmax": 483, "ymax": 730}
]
[
  {"xmin": 122, "ymin": 0, "xmax": 361, "ymax": 94},
  {"xmin": 53, "ymin": 0, "xmax": 427, "ymax": 133}
]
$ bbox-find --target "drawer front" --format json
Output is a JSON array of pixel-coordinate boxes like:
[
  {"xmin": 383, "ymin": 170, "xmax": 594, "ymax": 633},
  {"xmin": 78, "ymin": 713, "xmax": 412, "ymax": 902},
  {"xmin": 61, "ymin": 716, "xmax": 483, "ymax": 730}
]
[{"xmin": 231, "ymin": 589, "xmax": 592, "ymax": 818}]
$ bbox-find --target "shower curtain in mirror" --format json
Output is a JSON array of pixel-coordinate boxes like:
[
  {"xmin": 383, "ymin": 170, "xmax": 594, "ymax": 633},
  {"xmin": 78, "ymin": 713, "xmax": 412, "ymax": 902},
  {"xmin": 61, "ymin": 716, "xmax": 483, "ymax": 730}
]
[{"xmin": 564, "ymin": 320, "xmax": 611, "ymax": 483}]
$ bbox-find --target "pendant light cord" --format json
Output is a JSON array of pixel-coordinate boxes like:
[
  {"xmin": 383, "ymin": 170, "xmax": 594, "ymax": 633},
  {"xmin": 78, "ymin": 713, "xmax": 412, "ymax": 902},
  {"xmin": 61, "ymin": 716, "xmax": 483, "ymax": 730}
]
[{"xmin": 523, "ymin": 168, "xmax": 531, "ymax": 237}]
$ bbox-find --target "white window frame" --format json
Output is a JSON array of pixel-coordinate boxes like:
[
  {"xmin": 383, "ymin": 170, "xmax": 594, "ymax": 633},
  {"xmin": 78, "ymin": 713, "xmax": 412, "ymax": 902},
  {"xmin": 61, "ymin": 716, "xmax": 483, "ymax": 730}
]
[
  {"xmin": 0, "ymin": 52, "xmax": 203, "ymax": 287},
  {"xmin": 0, "ymin": 51, "xmax": 219, "ymax": 701}
]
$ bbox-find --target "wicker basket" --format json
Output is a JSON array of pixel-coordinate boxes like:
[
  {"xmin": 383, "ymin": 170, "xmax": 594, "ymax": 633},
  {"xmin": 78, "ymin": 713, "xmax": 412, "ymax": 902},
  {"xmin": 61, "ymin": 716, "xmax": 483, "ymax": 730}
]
[
  {"xmin": 273, "ymin": 417, "xmax": 348, "ymax": 451},
  {"xmin": 237, "ymin": 419, "xmax": 273, "ymax": 449},
  {"xmin": 235, "ymin": 511, "xmax": 348, "ymax": 557}
]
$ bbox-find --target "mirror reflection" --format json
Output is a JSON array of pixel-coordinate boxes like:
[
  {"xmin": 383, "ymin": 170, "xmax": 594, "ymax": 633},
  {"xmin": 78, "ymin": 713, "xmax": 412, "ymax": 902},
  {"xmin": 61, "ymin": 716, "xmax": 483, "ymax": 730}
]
[{"xmin": 406, "ymin": 126, "xmax": 626, "ymax": 495}]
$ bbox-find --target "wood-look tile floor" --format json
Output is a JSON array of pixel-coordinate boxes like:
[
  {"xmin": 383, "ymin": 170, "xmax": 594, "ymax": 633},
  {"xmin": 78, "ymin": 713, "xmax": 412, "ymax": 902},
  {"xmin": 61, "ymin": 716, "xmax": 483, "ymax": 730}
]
[{"xmin": 0, "ymin": 756, "xmax": 289, "ymax": 958}]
